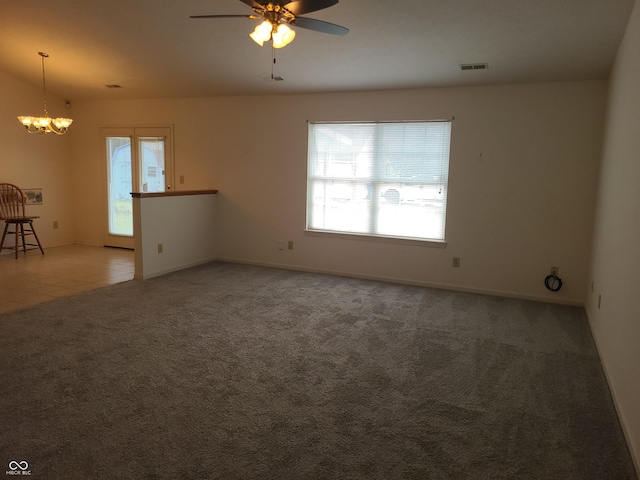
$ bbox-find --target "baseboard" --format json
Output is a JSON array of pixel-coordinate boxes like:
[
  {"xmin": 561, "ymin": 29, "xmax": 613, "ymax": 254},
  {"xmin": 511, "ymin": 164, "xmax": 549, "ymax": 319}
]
[
  {"xmin": 1, "ymin": 242, "xmax": 119, "ymax": 255},
  {"xmin": 214, "ymin": 256, "xmax": 584, "ymax": 307},
  {"xmin": 134, "ymin": 256, "xmax": 218, "ymax": 280},
  {"xmin": 584, "ymin": 308, "xmax": 640, "ymax": 477}
]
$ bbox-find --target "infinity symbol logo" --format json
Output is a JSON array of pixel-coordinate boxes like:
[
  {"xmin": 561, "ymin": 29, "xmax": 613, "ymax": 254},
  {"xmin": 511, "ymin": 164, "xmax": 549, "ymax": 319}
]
[{"xmin": 8, "ymin": 461, "xmax": 29, "ymax": 471}]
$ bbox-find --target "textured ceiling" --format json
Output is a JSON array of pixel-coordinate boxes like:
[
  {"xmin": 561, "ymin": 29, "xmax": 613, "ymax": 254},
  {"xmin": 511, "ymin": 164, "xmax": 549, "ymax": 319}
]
[{"xmin": 0, "ymin": 0, "xmax": 635, "ymax": 100}]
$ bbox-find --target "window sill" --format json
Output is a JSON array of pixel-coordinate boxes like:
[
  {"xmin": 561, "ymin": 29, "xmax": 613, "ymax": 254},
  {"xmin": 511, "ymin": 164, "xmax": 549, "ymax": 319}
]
[{"xmin": 304, "ymin": 229, "xmax": 447, "ymax": 248}]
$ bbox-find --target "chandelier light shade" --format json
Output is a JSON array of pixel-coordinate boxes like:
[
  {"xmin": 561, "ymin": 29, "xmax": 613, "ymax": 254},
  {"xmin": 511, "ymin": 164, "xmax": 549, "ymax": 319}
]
[{"xmin": 17, "ymin": 52, "xmax": 73, "ymax": 135}]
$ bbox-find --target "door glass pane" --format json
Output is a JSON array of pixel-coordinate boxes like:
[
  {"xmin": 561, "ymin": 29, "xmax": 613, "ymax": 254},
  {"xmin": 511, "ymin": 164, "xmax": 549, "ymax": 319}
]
[
  {"xmin": 138, "ymin": 137, "xmax": 166, "ymax": 193},
  {"xmin": 106, "ymin": 137, "xmax": 133, "ymax": 236}
]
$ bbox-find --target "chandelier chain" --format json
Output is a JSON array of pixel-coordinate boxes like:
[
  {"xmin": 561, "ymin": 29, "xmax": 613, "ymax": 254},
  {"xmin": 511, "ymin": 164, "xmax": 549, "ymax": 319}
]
[{"xmin": 40, "ymin": 52, "xmax": 49, "ymax": 117}]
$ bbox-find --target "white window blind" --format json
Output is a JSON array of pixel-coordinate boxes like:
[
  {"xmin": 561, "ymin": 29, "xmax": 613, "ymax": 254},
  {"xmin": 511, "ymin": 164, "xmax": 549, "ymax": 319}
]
[{"xmin": 306, "ymin": 121, "xmax": 451, "ymax": 242}]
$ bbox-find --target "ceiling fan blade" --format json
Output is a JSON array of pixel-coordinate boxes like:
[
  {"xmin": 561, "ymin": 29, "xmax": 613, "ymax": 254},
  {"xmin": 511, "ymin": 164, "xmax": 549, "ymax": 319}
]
[
  {"xmin": 292, "ymin": 16, "xmax": 348, "ymax": 35},
  {"xmin": 189, "ymin": 14, "xmax": 257, "ymax": 19},
  {"xmin": 237, "ymin": 0, "xmax": 265, "ymax": 8},
  {"xmin": 282, "ymin": 0, "xmax": 338, "ymax": 16}
]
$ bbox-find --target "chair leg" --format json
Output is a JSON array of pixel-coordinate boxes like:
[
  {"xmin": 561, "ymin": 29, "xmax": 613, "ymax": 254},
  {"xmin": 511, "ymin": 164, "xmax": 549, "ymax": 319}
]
[
  {"xmin": 17, "ymin": 222, "xmax": 23, "ymax": 259},
  {"xmin": 0, "ymin": 222, "xmax": 9, "ymax": 255},
  {"xmin": 0, "ymin": 221, "xmax": 44, "ymax": 258},
  {"xmin": 30, "ymin": 221, "xmax": 44, "ymax": 255}
]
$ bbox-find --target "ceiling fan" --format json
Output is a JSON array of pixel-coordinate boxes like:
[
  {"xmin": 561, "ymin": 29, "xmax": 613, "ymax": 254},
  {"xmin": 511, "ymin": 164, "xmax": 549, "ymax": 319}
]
[{"xmin": 190, "ymin": 0, "xmax": 348, "ymax": 48}]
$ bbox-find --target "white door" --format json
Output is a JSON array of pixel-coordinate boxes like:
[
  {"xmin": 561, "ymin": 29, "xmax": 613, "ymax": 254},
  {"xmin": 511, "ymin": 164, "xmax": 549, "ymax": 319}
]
[{"xmin": 102, "ymin": 127, "xmax": 173, "ymax": 248}]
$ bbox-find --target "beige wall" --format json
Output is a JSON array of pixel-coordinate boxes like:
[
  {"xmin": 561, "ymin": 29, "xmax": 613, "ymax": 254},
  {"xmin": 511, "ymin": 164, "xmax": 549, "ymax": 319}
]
[
  {"xmin": 2, "ymin": 42, "xmax": 638, "ymax": 470},
  {"xmin": 587, "ymin": 0, "xmax": 640, "ymax": 470},
  {"xmin": 69, "ymin": 81, "xmax": 606, "ymax": 305},
  {"xmin": 69, "ymin": 97, "xmax": 224, "ymax": 246},
  {"xmin": 0, "ymin": 70, "xmax": 75, "ymax": 248}
]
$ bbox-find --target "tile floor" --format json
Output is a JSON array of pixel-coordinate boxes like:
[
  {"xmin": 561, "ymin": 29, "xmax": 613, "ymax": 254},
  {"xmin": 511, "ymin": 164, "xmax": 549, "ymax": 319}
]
[{"xmin": 0, "ymin": 244, "xmax": 134, "ymax": 314}]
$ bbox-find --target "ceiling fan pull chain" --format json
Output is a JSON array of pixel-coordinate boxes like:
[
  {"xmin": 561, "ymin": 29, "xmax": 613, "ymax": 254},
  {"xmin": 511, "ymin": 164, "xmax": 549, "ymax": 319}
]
[
  {"xmin": 269, "ymin": 44, "xmax": 284, "ymax": 81},
  {"xmin": 272, "ymin": 46, "xmax": 276, "ymax": 80}
]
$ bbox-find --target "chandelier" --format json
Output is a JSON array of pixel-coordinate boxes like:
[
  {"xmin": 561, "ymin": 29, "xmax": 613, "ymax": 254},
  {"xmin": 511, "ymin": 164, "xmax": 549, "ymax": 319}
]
[
  {"xmin": 17, "ymin": 52, "xmax": 73, "ymax": 135},
  {"xmin": 249, "ymin": 7, "xmax": 295, "ymax": 48}
]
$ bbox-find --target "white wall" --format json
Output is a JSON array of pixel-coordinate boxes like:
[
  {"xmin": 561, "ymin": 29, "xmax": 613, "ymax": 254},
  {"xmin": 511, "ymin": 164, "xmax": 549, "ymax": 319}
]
[
  {"xmin": 216, "ymin": 85, "xmax": 605, "ymax": 305},
  {"xmin": 70, "ymin": 81, "xmax": 606, "ymax": 305},
  {"xmin": 133, "ymin": 192, "xmax": 218, "ymax": 279},
  {"xmin": 587, "ymin": 0, "xmax": 640, "ymax": 471},
  {"xmin": 0, "ymin": 70, "xmax": 74, "ymax": 249}
]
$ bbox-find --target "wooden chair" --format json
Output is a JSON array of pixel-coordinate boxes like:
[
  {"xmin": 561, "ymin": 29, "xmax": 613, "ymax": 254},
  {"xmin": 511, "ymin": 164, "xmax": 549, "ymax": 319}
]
[{"xmin": 0, "ymin": 183, "xmax": 44, "ymax": 259}]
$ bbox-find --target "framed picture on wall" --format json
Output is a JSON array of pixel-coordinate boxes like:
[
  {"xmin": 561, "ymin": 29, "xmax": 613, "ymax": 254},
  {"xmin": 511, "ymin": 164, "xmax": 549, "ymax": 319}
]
[{"xmin": 24, "ymin": 188, "xmax": 43, "ymax": 205}]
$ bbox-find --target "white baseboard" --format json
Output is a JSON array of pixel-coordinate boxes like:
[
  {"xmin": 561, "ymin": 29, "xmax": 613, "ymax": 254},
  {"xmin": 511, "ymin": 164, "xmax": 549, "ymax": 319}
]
[
  {"xmin": 215, "ymin": 256, "xmax": 584, "ymax": 307},
  {"xmin": 134, "ymin": 256, "xmax": 218, "ymax": 280},
  {"xmin": 584, "ymin": 308, "xmax": 640, "ymax": 477}
]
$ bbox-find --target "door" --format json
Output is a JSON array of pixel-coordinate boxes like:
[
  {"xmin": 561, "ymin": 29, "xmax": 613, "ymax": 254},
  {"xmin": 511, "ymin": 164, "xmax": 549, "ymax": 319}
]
[{"xmin": 102, "ymin": 127, "xmax": 173, "ymax": 248}]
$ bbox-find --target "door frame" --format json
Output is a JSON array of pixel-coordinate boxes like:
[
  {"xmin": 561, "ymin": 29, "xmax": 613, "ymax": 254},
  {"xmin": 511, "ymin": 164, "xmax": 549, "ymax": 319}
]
[{"xmin": 100, "ymin": 126, "xmax": 174, "ymax": 249}]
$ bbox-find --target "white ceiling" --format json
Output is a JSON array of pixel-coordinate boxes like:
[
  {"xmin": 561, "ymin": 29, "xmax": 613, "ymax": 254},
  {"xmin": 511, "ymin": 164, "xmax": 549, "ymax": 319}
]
[{"xmin": 0, "ymin": 0, "xmax": 635, "ymax": 101}]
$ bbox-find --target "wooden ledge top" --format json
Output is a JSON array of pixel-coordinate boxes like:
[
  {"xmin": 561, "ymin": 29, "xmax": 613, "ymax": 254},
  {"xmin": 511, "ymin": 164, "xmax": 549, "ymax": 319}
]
[{"xmin": 132, "ymin": 189, "xmax": 218, "ymax": 199}]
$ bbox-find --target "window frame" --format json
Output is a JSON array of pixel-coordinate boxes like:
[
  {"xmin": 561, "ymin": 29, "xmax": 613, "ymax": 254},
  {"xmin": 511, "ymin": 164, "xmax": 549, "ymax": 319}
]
[{"xmin": 305, "ymin": 120, "xmax": 452, "ymax": 246}]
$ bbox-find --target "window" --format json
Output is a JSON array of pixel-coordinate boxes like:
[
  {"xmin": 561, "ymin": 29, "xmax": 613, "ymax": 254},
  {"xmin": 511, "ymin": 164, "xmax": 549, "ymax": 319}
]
[{"xmin": 306, "ymin": 121, "xmax": 452, "ymax": 242}]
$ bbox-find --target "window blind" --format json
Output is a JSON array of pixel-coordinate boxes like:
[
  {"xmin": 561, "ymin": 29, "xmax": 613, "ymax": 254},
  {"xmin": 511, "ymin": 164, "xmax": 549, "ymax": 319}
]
[{"xmin": 306, "ymin": 121, "xmax": 451, "ymax": 242}]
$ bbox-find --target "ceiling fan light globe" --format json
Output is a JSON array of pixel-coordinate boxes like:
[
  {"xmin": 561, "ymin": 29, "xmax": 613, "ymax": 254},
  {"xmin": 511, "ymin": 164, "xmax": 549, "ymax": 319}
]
[
  {"xmin": 273, "ymin": 23, "xmax": 295, "ymax": 48},
  {"xmin": 249, "ymin": 29, "xmax": 265, "ymax": 46},
  {"xmin": 257, "ymin": 20, "xmax": 273, "ymax": 41}
]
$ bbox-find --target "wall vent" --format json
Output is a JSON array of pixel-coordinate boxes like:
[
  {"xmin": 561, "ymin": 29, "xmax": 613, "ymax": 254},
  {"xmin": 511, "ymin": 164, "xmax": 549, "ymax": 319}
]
[{"xmin": 460, "ymin": 63, "xmax": 488, "ymax": 71}]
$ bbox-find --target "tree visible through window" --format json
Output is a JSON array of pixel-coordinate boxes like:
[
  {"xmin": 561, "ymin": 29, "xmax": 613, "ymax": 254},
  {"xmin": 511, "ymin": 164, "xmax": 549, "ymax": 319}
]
[{"xmin": 306, "ymin": 121, "xmax": 452, "ymax": 242}]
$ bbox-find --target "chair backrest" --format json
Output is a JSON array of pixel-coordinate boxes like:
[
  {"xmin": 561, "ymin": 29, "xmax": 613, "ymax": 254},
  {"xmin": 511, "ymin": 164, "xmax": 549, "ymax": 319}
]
[{"xmin": 0, "ymin": 183, "xmax": 26, "ymax": 220}]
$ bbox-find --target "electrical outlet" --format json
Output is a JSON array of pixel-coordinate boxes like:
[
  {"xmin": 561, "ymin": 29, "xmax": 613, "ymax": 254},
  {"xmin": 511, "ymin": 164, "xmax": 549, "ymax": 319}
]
[
  {"xmin": 277, "ymin": 241, "xmax": 285, "ymax": 251},
  {"xmin": 288, "ymin": 240, "xmax": 294, "ymax": 250},
  {"xmin": 157, "ymin": 243, "xmax": 163, "ymax": 254},
  {"xmin": 550, "ymin": 266, "xmax": 559, "ymax": 276},
  {"xmin": 452, "ymin": 257, "xmax": 460, "ymax": 268},
  {"xmin": 53, "ymin": 221, "xmax": 59, "ymax": 229},
  {"xmin": 179, "ymin": 175, "xmax": 185, "ymax": 184}
]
